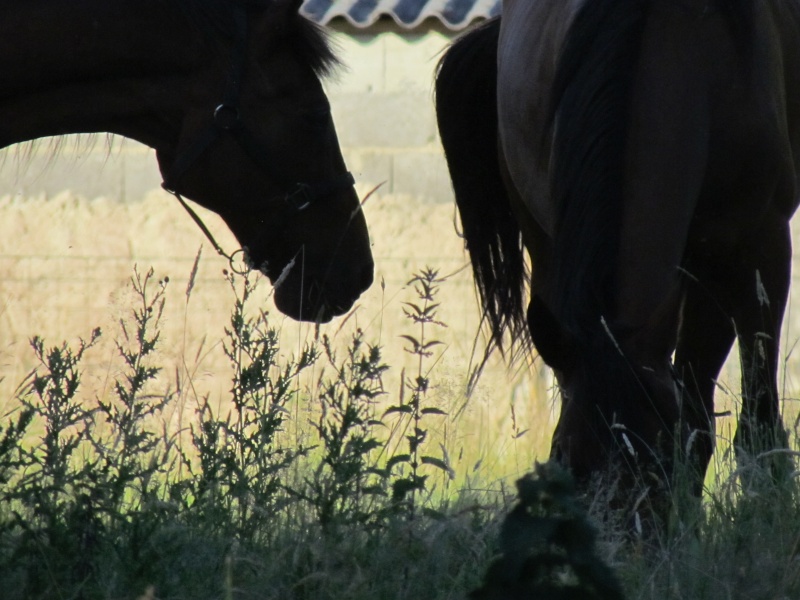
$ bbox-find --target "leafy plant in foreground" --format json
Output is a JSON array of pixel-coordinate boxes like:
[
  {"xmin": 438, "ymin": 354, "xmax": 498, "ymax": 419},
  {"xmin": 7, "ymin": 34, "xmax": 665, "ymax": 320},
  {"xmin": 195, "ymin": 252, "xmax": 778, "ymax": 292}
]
[
  {"xmin": 180, "ymin": 271, "xmax": 317, "ymax": 542},
  {"xmin": 1, "ymin": 326, "xmax": 102, "ymax": 597},
  {"xmin": 471, "ymin": 462, "xmax": 626, "ymax": 600},
  {"xmin": 384, "ymin": 267, "xmax": 452, "ymax": 518},
  {"xmin": 0, "ymin": 267, "xmax": 184, "ymax": 598},
  {"xmin": 11, "ymin": 328, "xmax": 102, "ymax": 513},
  {"xmin": 300, "ymin": 331, "xmax": 388, "ymax": 533},
  {"xmin": 0, "ymin": 406, "xmax": 33, "ymax": 490},
  {"xmin": 92, "ymin": 267, "xmax": 174, "ymax": 513}
]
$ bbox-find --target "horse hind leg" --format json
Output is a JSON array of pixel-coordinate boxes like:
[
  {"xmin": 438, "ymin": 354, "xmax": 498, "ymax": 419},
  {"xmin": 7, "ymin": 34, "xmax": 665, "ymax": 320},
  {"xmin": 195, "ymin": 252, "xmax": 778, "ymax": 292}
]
[
  {"xmin": 730, "ymin": 220, "xmax": 792, "ymax": 485},
  {"xmin": 674, "ymin": 273, "xmax": 737, "ymax": 496}
]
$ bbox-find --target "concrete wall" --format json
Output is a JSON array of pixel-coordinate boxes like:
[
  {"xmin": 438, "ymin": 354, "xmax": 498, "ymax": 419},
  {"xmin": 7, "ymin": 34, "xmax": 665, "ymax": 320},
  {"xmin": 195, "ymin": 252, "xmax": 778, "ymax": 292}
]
[
  {"xmin": 0, "ymin": 136, "xmax": 158, "ymax": 203},
  {"xmin": 0, "ymin": 21, "xmax": 456, "ymax": 205},
  {"xmin": 325, "ymin": 22, "xmax": 455, "ymax": 203}
]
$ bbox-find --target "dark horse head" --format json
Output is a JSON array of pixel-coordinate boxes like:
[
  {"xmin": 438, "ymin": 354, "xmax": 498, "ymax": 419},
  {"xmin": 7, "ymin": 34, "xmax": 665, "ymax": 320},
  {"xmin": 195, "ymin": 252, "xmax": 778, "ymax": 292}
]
[{"xmin": 0, "ymin": 0, "xmax": 373, "ymax": 322}]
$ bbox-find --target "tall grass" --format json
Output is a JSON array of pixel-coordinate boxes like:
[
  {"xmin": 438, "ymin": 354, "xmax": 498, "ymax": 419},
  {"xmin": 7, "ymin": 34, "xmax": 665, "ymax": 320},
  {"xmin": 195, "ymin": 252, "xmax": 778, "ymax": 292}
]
[{"xmin": 0, "ymin": 261, "xmax": 798, "ymax": 599}]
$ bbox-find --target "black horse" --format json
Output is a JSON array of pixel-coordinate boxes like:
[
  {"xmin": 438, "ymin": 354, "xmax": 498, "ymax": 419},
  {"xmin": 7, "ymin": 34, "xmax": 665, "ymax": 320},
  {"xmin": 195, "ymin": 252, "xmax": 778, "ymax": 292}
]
[
  {"xmin": 437, "ymin": 0, "xmax": 800, "ymax": 512},
  {"xmin": 0, "ymin": 0, "xmax": 373, "ymax": 322}
]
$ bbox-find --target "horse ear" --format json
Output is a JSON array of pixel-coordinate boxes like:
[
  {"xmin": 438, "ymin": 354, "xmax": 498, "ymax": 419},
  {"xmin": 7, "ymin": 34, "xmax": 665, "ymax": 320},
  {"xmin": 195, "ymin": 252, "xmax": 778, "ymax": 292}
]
[
  {"xmin": 527, "ymin": 295, "xmax": 574, "ymax": 372},
  {"xmin": 269, "ymin": 0, "xmax": 303, "ymax": 17}
]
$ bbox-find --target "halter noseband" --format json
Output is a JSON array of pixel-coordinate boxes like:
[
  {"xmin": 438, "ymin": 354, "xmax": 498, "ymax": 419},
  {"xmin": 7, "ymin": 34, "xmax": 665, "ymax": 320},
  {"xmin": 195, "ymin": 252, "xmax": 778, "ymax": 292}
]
[{"xmin": 162, "ymin": 2, "xmax": 355, "ymax": 268}]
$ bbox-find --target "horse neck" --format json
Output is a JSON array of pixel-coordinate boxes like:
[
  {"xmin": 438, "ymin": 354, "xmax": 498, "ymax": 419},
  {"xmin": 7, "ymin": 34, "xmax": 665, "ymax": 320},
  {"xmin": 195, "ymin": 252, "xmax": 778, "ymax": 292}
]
[{"xmin": 0, "ymin": 0, "xmax": 210, "ymax": 149}]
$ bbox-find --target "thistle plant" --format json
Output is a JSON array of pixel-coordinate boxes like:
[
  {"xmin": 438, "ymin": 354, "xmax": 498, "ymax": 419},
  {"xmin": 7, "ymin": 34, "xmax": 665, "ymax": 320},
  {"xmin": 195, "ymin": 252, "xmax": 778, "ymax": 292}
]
[
  {"xmin": 181, "ymin": 271, "xmax": 317, "ymax": 542},
  {"xmin": 301, "ymin": 330, "xmax": 388, "ymax": 533},
  {"xmin": 92, "ymin": 267, "xmax": 174, "ymax": 512},
  {"xmin": 0, "ymin": 405, "xmax": 33, "ymax": 491},
  {"xmin": 12, "ymin": 327, "xmax": 101, "ymax": 514},
  {"xmin": 1, "ymin": 326, "xmax": 102, "ymax": 597}
]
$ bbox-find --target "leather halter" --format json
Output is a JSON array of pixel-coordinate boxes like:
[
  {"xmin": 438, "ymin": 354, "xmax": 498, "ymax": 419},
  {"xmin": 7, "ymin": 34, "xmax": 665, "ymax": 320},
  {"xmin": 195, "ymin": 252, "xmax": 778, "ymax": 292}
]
[{"xmin": 161, "ymin": 2, "xmax": 355, "ymax": 268}]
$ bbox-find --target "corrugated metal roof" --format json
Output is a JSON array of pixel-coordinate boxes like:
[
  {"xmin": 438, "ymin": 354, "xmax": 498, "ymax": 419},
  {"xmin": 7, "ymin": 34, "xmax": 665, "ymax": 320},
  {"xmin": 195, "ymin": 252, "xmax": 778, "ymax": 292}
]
[{"xmin": 301, "ymin": 0, "xmax": 501, "ymax": 31}]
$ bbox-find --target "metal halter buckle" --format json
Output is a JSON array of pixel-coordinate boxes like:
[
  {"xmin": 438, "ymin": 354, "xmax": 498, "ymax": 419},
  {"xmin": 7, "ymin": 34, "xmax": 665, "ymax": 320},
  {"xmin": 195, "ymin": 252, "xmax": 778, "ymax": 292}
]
[
  {"xmin": 213, "ymin": 104, "xmax": 240, "ymax": 130},
  {"xmin": 285, "ymin": 183, "xmax": 313, "ymax": 211}
]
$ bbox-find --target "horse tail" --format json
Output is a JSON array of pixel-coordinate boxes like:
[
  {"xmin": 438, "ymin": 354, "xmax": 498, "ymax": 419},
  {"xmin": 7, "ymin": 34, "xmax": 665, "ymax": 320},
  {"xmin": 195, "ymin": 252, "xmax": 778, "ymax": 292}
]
[
  {"xmin": 435, "ymin": 17, "xmax": 529, "ymax": 354},
  {"xmin": 546, "ymin": 0, "xmax": 648, "ymax": 336}
]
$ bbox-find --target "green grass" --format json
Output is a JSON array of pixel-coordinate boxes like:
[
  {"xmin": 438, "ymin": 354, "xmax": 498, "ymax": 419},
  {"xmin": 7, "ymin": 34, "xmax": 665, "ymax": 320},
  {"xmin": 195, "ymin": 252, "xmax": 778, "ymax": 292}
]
[{"xmin": 0, "ymin": 262, "xmax": 798, "ymax": 599}]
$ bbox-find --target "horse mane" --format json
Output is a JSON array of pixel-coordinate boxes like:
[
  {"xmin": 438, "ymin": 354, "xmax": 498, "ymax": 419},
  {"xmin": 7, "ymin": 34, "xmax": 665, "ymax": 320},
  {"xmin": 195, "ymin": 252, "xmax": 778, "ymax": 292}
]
[
  {"xmin": 174, "ymin": 0, "xmax": 340, "ymax": 77},
  {"xmin": 291, "ymin": 15, "xmax": 341, "ymax": 77},
  {"xmin": 435, "ymin": 17, "xmax": 529, "ymax": 357}
]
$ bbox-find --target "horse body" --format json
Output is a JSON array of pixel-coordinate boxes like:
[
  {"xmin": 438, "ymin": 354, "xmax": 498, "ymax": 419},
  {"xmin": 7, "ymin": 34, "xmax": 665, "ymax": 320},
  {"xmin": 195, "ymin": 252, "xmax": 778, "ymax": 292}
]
[
  {"xmin": 0, "ymin": 0, "xmax": 202, "ymax": 144},
  {"xmin": 0, "ymin": 0, "xmax": 374, "ymax": 322},
  {"xmin": 496, "ymin": 0, "xmax": 579, "ymax": 238},
  {"xmin": 437, "ymin": 0, "xmax": 800, "ymax": 504}
]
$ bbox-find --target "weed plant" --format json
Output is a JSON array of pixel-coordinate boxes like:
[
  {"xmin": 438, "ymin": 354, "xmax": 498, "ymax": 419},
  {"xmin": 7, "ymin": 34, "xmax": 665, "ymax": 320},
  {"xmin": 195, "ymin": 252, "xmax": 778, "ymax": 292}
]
[
  {"xmin": 0, "ymin": 262, "xmax": 798, "ymax": 599},
  {"xmin": 0, "ymin": 264, "xmax": 498, "ymax": 599},
  {"xmin": 176, "ymin": 270, "xmax": 317, "ymax": 543},
  {"xmin": 385, "ymin": 267, "xmax": 452, "ymax": 517}
]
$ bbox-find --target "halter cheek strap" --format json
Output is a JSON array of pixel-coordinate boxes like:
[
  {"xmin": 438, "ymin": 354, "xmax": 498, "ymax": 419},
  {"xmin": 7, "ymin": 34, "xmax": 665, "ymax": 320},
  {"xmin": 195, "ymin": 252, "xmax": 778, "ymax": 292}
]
[
  {"xmin": 164, "ymin": 186, "xmax": 249, "ymax": 274},
  {"xmin": 163, "ymin": 168, "xmax": 355, "ymax": 275},
  {"xmin": 163, "ymin": 105, "xmax": 356, "ymax": 209}
]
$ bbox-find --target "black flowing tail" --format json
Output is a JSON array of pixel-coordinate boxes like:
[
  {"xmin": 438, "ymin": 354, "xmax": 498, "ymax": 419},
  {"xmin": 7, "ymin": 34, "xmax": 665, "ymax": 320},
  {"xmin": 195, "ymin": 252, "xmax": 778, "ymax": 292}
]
[{"xmin": 435, "ymin": 17, "xmax": 528, "ymax": 355}]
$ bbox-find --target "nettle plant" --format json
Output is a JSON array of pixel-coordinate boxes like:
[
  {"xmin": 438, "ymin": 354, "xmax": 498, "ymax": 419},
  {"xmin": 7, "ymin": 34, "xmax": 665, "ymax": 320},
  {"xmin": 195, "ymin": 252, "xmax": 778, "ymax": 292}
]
[
  {"xmin": 383, "ymin": 267, "xmax": 453, "ymax": 518},
  {"xmin": 299, "ymin": 330, "xmax": 388, "ymax": 532},
  {"xmin": 294, "ymin": 266, "xmax": 456, "ymax": 530}
]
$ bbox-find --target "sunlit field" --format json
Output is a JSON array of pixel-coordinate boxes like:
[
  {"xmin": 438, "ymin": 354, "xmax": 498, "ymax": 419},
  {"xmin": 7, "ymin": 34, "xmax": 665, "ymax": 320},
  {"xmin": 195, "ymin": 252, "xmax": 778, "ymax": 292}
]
[
  {"xmin": 0, "ymin": 185, "xmax": 554, "ymax": 481},
  {"xmin": 0, "ymin": 185, "xmax": 798, "ymax": 598}
]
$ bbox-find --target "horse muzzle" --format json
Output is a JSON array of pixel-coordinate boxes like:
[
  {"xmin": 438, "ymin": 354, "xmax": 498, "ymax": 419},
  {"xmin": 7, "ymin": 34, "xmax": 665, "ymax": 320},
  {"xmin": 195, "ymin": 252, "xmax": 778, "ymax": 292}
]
[{"xmin": 269, "ymin": 254, "xmax": 374, "ymax": 322}]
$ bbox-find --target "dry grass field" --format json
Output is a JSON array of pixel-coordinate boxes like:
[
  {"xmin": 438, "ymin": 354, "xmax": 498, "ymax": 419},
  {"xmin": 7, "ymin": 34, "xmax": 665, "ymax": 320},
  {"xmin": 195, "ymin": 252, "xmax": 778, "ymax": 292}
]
[
  {"xmin": 0, "ymin": 142, "xmax": 798, "ymax": 485},
  {"xmin": 1, "ymin": 148, "xmax": 800, "ymax": 600},
  {"xmin": 0, "ymin": 182, "xmax": 557, "ymax": 485}
]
